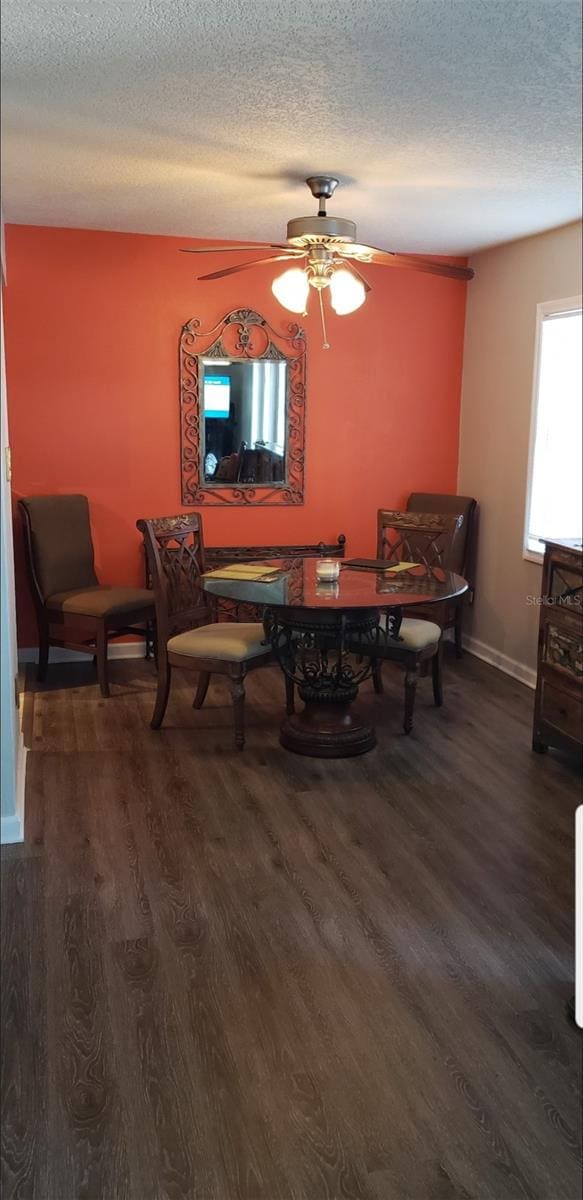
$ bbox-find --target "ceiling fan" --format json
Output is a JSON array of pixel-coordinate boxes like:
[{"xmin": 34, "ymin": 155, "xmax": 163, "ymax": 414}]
[{"xmin": 180, "ymin": 176, "xmax": 474, "ymax": 348}]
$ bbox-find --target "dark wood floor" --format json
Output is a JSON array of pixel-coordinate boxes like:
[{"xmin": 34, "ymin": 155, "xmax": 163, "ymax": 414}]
[{"xmin": 1, "ymin": 651, "xmax": 581, "ymax": 1200}]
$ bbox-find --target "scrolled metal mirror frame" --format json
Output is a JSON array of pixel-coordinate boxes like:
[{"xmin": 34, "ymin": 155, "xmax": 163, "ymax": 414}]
[{"xmin": 180, "ymin": 308, "xmax": 306, "ymax": 506}]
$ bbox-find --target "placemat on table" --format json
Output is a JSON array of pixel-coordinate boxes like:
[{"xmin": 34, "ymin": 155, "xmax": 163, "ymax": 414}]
[{"xmin": 203, "ymin": 562, "xmax": 284, "ymax": 583}]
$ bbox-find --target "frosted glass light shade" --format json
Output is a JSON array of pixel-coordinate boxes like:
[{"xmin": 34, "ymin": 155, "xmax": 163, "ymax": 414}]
[
  {"xmin": 271, "ymin": 268, "xmax": 309, "ymax": 313},
  {"xmin": 329, "ymin": 268, "xmax": 366, "ymax": 315}
]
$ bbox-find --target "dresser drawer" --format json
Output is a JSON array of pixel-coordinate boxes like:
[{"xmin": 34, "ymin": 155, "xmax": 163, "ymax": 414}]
[
  {"xmin": 541, "ymin": 682, "xmax": 583, "ymax": 742},
  {"xmin": 543, "ymin": 622, "xmax": 583, "ymax": 682},
  {"xmin": 548, "ymin": 558, "xmax": 583, "ymax": 602}
]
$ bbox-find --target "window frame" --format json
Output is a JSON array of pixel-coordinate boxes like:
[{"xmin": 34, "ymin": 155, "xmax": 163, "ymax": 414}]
[{"xmin": 523, "ymin": 294, "xmax": 582, "ymax": 565}]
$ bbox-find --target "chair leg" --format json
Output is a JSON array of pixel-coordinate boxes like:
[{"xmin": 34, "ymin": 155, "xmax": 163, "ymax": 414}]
[
  {"xmin": 96, "ymin": 625, "xmax": 110, "ymax": 698},
  {"xmin": 193, "ymin": 672, "xmax": 210, "ymax": 709},
  {"xmin": 151, "ymin": 660, "xmax": 172, "ymax": 729},
  {"xmin": 37, "ymin": 625, "xmax": 49, "ymax": 682},
  {"xmin": 230, "ymin": 672, "xmax": 246, "ymax": 750},
  {"xmin": 432, "ymin": 644, "xmax": 443, "ymax": 707},
  {"xmin": 454, "ymin": 606, "xmax": 463, "ymax": 658},
  {"xmin": 372, "ymin": 661, "xmax": 384, "ymax": 694},
  {"xmin": 285, "ymin": 676, "xmax": 295, "ymax": 715},
  {"xmin": 144, "ymin": 619, "xmax": 154, "ymax": 661},
  {"xmin": 403, "ymin": 666, "xmax": 418, "ymax": 734}
]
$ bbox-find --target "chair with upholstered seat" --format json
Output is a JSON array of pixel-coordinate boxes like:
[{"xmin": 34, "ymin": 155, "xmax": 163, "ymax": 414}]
[
  {"xmin": 137, "ymin": 513, "xmax": 274, "ymax": 749},
  {"xmin": 406, "ymin": 492, "xmax": 477, "ymax": 656},
  {"xmin": 371, "ymin": 509, "xmax": 463, "ymax": 733},
  {"xmin": 19, "ymin": 494, "xmax": 155, "ymax": 697}
]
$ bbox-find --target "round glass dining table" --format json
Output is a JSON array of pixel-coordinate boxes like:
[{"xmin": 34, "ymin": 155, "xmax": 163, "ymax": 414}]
[{"xmin": 203, "ymin": 558, "xmax": 468, "ymax": 758}]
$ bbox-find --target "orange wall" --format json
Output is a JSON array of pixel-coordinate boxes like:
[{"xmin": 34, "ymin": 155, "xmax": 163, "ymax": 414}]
[{"xmin": 3, "ymin": 224, "xmax": 467, "ymax": 645}]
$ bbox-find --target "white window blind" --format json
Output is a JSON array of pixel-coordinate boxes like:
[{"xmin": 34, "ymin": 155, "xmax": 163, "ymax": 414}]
[{"xmin": 525, "ymin": 301, "xmax": 583, "ymax": 558}]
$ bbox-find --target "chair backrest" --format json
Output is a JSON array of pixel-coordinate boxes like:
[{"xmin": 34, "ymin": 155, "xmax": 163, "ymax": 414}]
[
  {"xmin": 406, "ymin": 492, "xmax": 477, "ymax": 586},
  {"xmin": 214, "ymin": 452, "xmax": 240, "ymax": 482},
  {"xmin": 239, "ymin": 447, "xmax": 285, "ymax": 484},
  {"xmin": 377, "ymin": 509, "xmax": 463, "ymax": 570},
  {"xmin": 19, "ymin": 494, "xmax": 98, "ymax": 604},
  {"xmin": 137, "ymin": 513, "xmax": 211, "ymax": 642}
]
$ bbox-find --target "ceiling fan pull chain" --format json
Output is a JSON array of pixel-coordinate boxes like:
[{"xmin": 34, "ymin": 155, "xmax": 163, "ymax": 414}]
[{"xmin": 318, "ymin": 289, "xmax": 330, "ymax": 350}]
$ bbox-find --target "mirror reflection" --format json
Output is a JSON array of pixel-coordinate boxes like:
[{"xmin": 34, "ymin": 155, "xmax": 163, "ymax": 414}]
[{"xmin": 201, "ymin": 358, "xmax": 288, "ymax": 485}]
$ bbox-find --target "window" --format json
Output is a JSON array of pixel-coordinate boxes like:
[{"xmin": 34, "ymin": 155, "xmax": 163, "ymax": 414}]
[{"xmin": 524, "ymin": 297, "xmax": 583, "ymax": 561}]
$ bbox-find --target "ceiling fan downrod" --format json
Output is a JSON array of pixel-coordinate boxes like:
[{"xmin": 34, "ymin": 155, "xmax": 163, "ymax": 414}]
[{"xmin": 305, "ymin": 175, "xmax": 339, "ymax": 218}]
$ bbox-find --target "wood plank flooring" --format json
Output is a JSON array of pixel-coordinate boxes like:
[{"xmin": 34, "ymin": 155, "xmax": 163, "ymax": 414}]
[{"xmin": 1, "ymin": 652, "xmax": 582, "ymax": 1199}]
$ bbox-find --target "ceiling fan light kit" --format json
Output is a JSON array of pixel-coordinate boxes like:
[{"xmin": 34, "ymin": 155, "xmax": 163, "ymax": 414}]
[
  {"xmin": 329, "ymin": 268, "xmax": 366, "ymax": 315},
  {"xmin": 181, "ymin": 177, "xmax": 474, "ymax": 348},
  {"xmin": 271, "ymin": 267, "xmax": 310, "ymax": 314}
]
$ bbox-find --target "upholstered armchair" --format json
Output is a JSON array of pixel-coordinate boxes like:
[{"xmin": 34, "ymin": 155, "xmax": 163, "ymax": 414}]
[{"xmin": 19, "ymin": 494, "xmax": 154, "ymax": 696}]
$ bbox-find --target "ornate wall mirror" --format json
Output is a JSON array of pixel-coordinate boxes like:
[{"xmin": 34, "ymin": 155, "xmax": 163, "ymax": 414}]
[{"xmin": 180, "ymin": 309, "xmax": 306, "ymax": 506}]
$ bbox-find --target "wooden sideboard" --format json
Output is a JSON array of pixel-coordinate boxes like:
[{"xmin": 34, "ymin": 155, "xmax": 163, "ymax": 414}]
[{"xmin": 533, "ymin": 538, "xmax": 583, "ymax": 754}]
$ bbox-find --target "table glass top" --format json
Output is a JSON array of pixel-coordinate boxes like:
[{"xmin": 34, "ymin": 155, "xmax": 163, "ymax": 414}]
[{"xmin": 203, "ymin": 557, "xmax": 468, "ymax": 611}]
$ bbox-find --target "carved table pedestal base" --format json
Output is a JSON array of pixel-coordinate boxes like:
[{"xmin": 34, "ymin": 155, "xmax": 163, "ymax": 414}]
[
  {"xmin": 280, "ymin": 699, "xmax": 376, "ymax": 757},
  {"xmin": 265, "ymin": 604, "xmax": 400, "ymax": 759}
]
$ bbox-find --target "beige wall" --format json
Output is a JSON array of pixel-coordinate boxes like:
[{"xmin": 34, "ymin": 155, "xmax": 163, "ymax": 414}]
[{"xmin": 458, "ymin": 221, "xmax": 582, "ymax": 682}]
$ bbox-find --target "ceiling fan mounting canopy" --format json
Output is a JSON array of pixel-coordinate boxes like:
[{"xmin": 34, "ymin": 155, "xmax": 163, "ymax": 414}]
[{"xmin": 305, "ymin": 176, "xmax": 339, "ymax": 201}]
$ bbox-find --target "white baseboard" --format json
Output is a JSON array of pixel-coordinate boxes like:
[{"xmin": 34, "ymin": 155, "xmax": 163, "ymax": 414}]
[
  {"xmin": 18, "ymin": 641, "xmax": 148, "ymax": 665},
  {"xmin": 463, "ymin": 634, "xmax": 537, "ymax": 690},
  {"xmin": 1, "ymin": 730, "xmax": 27, "ymax": 844}
]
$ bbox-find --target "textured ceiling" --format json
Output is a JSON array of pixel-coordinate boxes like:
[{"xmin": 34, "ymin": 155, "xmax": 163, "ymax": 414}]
[{"xmin": 1, "ymin": 0, "xmax": 581, "ymax": 254}]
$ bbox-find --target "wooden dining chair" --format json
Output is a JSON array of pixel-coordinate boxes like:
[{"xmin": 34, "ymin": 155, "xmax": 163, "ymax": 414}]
[
  {"xmin": 19, "ymin": 494, "xmax": 155, "ymax": 696},
  {"xmin": 407, "ymin": 492, "xmax": 477, "ymax": 656},
  {"xmin": 136, "ymin": 513, "xmax": 273, "ymax": 748},
  {"xmin": 372, "ymin": 509, "xmax": 463, "ymax": 733}
]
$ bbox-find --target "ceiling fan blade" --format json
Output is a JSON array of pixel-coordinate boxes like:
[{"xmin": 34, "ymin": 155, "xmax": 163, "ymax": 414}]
[
  {"xmin": 180, "ymin": 243, "xmax": 302, "ymax": 254},
  {"xmin": 337, "ymin": 243, "xmax": 473, "ymax": 281},
  {"xmin": 198, "ymin": 253, "xmax": 306, "ymax": 281},
  {"xmin": 375, "ymin": 254, "xmax": 474, "ymax": 281}
]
